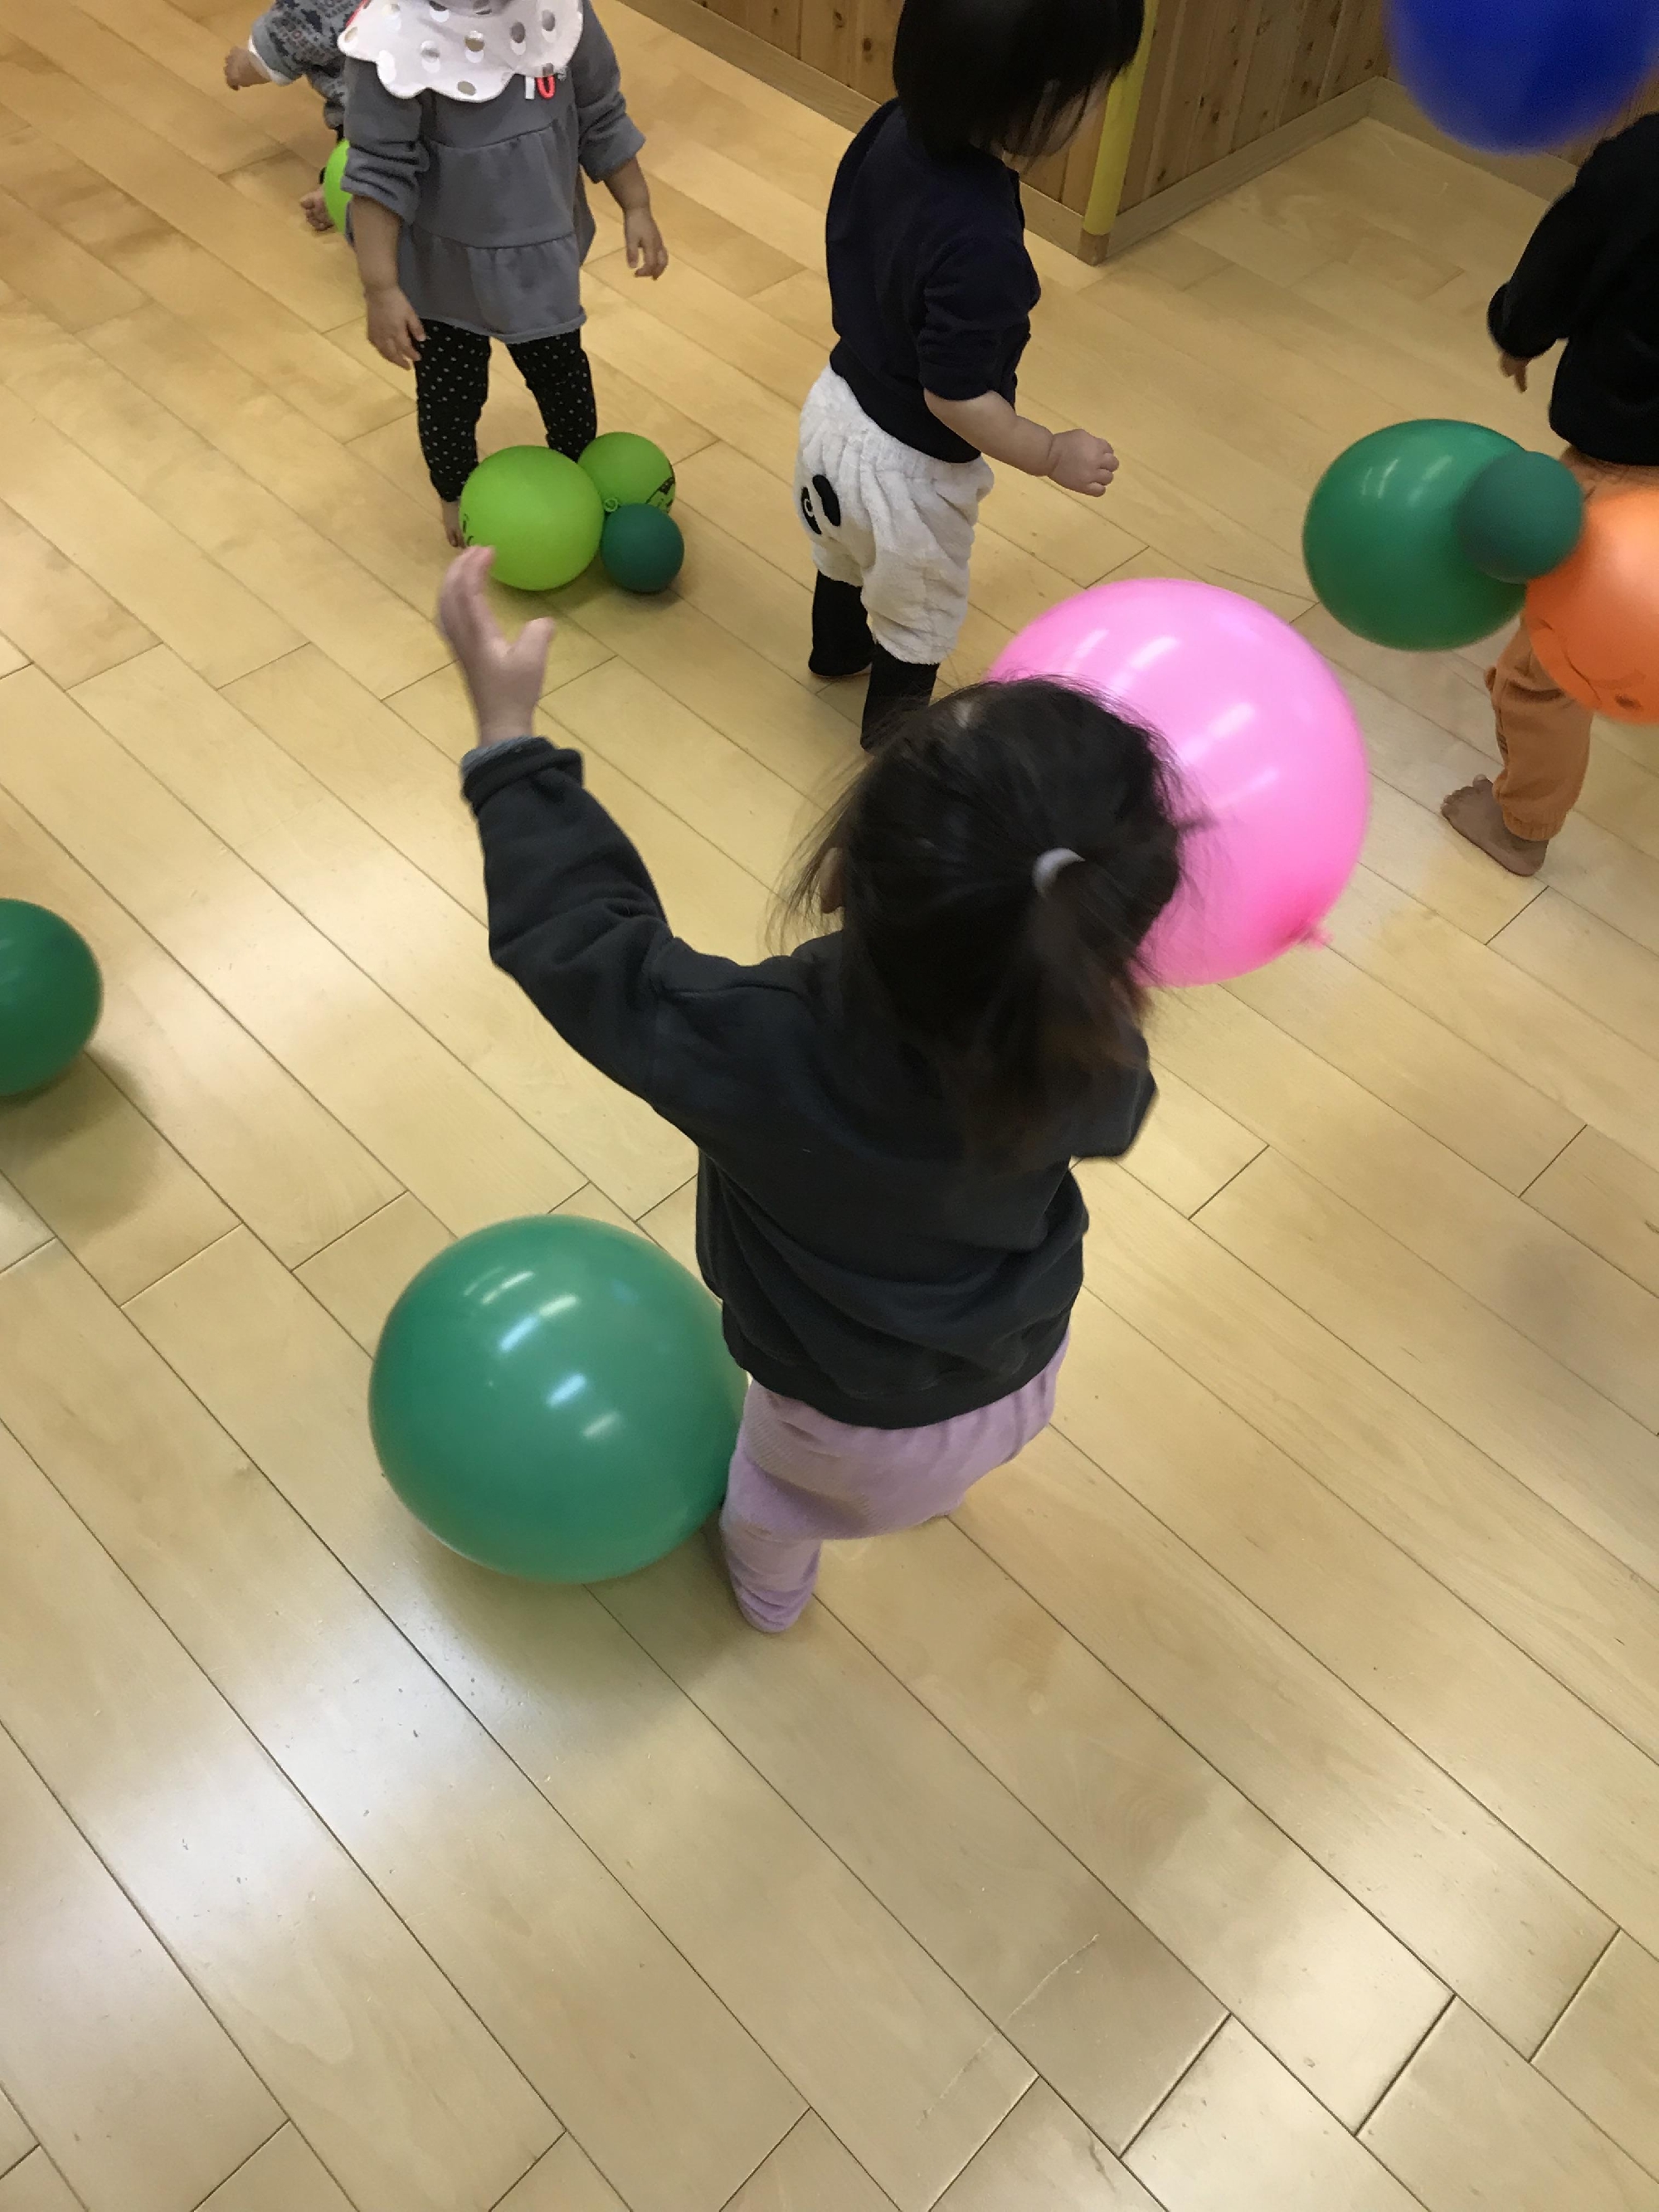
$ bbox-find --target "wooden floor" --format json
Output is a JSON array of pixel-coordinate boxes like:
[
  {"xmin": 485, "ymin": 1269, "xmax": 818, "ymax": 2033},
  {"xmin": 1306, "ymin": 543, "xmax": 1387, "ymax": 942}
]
[{"xmin": 2, "ymin": 5, "xmax": 1659, "ymax": 2208}]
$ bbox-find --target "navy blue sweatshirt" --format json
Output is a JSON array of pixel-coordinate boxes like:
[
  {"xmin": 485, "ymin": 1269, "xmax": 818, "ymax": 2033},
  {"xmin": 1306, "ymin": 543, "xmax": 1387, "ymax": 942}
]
[
  {"xmin": 827, "ymin": 101, "xmax": 1041, "ymax": 464},
  {"xmin": 464, "ymin": 737, "xmax": 1157, "ymax": 1428}
]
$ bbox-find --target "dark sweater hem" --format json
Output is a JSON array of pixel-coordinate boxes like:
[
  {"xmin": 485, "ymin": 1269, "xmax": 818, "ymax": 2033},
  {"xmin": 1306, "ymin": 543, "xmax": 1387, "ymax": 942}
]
[
  {"xmin": 727, "ymin": 1310, "xmax": 1072, "ymax": 1430},
  {"xmin": 829, "ymin": 341, "xmax": 981, "ymax": 464}
]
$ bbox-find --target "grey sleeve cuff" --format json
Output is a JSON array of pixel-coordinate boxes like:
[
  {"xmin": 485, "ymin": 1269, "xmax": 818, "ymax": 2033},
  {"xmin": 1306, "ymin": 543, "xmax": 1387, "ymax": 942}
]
[
  {"xmin": 460, "ymin": 733, "xmax": 544, "ymax": 779},
  {"xmin": 342, "ymin": 61, "xmax": 426, "ymax": 221},
  {"xmin": 248, "ymin": 17, "xmax": 300, "ymax": 82},
  {"xmin": 580, "ymin": 114, "xmax": 645, "ymax": 185}
]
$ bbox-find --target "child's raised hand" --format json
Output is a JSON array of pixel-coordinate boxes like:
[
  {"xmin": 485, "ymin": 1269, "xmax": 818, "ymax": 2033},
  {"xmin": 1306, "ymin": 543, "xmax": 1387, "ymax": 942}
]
[
  {"xmin": 439, "ymin": 548, "xmax": 556, "ymax": 749},
  {"xmin": 366, "ymin": 285, "xmax": 426, "ymax": 368},
  {"xmin": 625, "ymin": 206, "xmax": 669, "ymax": 280},
  {"xmin": 1047, "ymin": 429, "xmax": 1120, "ymax": 498}
]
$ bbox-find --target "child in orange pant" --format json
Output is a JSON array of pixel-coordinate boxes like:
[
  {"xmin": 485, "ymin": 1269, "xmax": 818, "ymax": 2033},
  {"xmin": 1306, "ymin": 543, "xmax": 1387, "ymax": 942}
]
[{"xmin": 1443, "ymin": 113, "xmax": 1659, "ymax": 875}]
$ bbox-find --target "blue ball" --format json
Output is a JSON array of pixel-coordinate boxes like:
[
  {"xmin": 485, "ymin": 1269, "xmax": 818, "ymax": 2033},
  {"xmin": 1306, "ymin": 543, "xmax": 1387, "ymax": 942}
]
[{"xmin": 1389, "ymin": 0, "xmax": 1659, "ymax": 153}]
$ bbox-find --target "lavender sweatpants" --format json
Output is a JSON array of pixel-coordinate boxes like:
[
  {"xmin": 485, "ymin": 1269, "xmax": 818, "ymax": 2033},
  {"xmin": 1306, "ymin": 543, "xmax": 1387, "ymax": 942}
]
[{"xmin": 719, "ymin": 1343, "xmax": 1067, "ymax": 1632}]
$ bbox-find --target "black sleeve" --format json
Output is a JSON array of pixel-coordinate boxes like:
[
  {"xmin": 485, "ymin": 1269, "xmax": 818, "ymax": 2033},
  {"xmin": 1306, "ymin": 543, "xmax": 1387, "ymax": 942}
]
[
  {"xmin": 1071, "ymin": 1040, "xmax": 1158, "ymax": 1161},
  {"xmin": 1487, "ymin": 143, "xmax": 1620, "ymax": 359},
  {"xmin": 463, "ymin": 737, "xmax": 740, "ymax": 1108},
  {"xmin": 917, "ymin": 234, "xmax": 1034, "ymax": 401}
]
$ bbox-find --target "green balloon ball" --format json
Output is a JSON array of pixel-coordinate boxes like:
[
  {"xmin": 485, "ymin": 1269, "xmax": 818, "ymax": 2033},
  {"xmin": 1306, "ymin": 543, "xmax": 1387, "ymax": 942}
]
[
  {"xmin": 369, "ymin": 1216, "xmax": 745, "ymax": 1584},
  {"xmin": 323, "ymin": 138, "xmax": 352, "ymax": 234},
  {"xmin": 601, "ymin": 503, "xmax": 685, "ymax": 593},
  {"xmin": 0, "ymin": 900, "xmax": 102, "ymax": 1097},
  {"xmin": 1303, "ymin": 419, "xmax": 1526, "ymax": 650},
  {"xmin": 459, "ymin": 446, "xmax": 604, "ymax": 592},
  {"xmin": 1455, "ymin": 449, "xmax": 1585, "ymax": 582},
  {"xmin": 579, "ymin": 431, "xmax": 676, "ymax": 514}
]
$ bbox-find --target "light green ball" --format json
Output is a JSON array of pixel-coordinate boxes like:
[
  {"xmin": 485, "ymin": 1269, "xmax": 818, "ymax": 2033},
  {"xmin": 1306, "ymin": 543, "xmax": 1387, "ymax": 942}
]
[
  {"xmin": 459, "ymin": 446, "xmax": 604, "ymax": 592},
  {"xmin": 323, "ymin": 138, "xmax": 352, "ymax": 234},
  {"xmin": 579, "ymin": 431, "xmax": 675, "ymax": 514}
]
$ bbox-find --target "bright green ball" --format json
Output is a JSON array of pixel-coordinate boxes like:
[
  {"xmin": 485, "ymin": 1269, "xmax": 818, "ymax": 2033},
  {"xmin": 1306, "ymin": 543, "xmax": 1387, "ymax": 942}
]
[
  {"xmin": 601, "ymin": 503, "xmax": 685, "ymax": 594},
  {"xmin": 1303, "ymin": 419, "xmax": 1526, "ymax": 650},
  {"xmin": 580, "ymin": 431, "xmax": 675, "ymax": 514},
  {"xmin": 1456, "ymin": 450, "xmax": 1585, "ymax": 582},
  {"xmin": 369, "ymin": 1216, "xmax": 745, "ymax": 1583},
  {"xmin": 0, "ymin": 899, "xmax": 102, "ymax": 1096},
  {"xmin": 323, "ymin": 138, "xmax": 352, "ymax": 234},
  {"xmin": 459, "ymin": 446, "xmax": 604, "ymax": 592}
]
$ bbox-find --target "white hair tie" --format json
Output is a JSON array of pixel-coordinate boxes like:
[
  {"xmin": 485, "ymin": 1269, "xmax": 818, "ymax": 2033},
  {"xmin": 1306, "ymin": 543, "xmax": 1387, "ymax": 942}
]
[{"xmin": 1032, "ymin": 848, "xmax": 1084, "ymax": 896}]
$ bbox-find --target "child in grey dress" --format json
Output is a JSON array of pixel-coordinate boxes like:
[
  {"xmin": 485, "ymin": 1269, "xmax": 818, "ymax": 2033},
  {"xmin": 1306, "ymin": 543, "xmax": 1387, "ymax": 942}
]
[{"xmin": 342, "ymin": 0, "xmax": 668, "ymax": 541}]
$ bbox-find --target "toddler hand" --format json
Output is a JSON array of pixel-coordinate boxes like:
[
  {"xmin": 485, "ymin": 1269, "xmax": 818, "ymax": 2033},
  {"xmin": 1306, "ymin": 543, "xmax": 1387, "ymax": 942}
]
[
  {"xmin": 625, "ymin": 206, "xmax": 669, "ymax": 280},
  {"xmin": 1498, "ymin": 351, "xmax": 1530, "ymax": 392},
  {"xmin": 224, "ymin": 46, "xmax": 267, "ymax": 90},
  {"xmin": 1047, "ymin": 429, "xmax": 1119, "ymax": 497},
  {"xmin": 366, "ymin": 285, "xmax": 425, "ymax": 368},
  {"xmin": 439, "ymin": 548, "xmax": 556, "ymax": 749}
]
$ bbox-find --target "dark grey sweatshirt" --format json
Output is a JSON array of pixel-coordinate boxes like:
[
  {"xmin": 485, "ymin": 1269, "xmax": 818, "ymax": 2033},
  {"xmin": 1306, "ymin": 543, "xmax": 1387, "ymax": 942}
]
[
  {"xmin": 464, "ymin": 736, "xmax": 1158, "ymax": 1430},
  {"xmin": 342, "ymin": 5, "xmax": 644, "ymax": 342}
]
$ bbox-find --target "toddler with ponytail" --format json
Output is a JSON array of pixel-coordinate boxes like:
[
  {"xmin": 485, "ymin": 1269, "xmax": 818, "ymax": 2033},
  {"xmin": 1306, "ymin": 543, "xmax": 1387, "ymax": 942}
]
[{"xmin": 445, "ymin": 550, "xmax": 1181, "ymax": 1629}]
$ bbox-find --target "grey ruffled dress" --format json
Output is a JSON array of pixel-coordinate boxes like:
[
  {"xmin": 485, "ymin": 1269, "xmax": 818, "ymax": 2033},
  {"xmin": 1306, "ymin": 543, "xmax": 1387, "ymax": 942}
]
[{"xmin": 341, "ymin": 5, "xmax": 645, "ymax": 343}]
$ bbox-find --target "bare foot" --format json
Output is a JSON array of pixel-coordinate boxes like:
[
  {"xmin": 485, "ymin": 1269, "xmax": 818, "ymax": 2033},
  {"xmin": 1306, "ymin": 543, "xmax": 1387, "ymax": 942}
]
[
  {"xmin": 300, "ymin": 188, "xmax": 331, "ymax": 232},
  {"xmin": 1441, "ymin": 777, "xmax": 1549, "ymax": 876},
  {"xmin": 440, "ymin": 499, "xmax": 465, "ymax": 548}
]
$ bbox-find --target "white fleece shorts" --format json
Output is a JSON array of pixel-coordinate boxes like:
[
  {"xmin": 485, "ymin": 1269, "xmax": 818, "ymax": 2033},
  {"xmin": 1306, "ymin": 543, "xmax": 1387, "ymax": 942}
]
[{"xmin": 795, "ymin": 367, "xmax": 993, "ymax": 667}]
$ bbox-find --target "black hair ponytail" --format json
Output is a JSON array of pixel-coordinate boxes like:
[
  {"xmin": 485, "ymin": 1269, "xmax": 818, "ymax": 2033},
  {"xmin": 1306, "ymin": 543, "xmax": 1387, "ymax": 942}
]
[{"xmin": 787, "ymin": 679, "xmax": 1183, "ymax": 1164}]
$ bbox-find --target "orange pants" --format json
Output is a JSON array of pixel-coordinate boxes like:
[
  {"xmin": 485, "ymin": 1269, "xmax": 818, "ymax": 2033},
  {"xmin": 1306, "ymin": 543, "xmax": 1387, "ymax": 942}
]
[{"xmin": 1489, "ymin": 450, "xmax": 1659, "ymax": 841}]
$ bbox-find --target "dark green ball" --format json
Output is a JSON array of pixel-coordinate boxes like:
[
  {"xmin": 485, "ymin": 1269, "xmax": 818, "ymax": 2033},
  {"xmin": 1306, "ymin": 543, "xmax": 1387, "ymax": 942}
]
[
  {"xmin": 601, "ymin": 503, "xmax": 684, "ymax": 594},
  {"xmin": 1303, "ymin": 419, "xmax": 1525, "ymax": 650},
  {"xmin": 1456, "ymin": 450, "xmax": 1585, "ymax": 582},
  {"xmin": 0, "ymin": 899, "xmax": 102, "ymax": 1095}
]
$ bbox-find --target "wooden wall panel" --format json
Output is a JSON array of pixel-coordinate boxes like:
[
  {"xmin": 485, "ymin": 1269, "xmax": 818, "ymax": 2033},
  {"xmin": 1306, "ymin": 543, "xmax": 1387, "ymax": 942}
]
[
  {"xmin": 797, "ymin": 0, "xmax": 854, "ymax": 79},
  {"xmin": 1187, "ymin": 0, "xmax": 1266, "ymax": 178},
  {"xmin": 1282, "ymin": 0, "xmax": 1345, "ymax": 126},
  {"xmin": 850, "ymin": 0, "xmax": 902, "ymax": 101},
  {"xmin": 1233, "ymin": 0, "xmax": 1313, "ymax": 152},
  {"xmin": 1115, "ymin": 0, "xmax": 1385, "ymax": 211},
  {"xmin": 747, "ymin": 0, "xmax": 804, "ymax": 52}
]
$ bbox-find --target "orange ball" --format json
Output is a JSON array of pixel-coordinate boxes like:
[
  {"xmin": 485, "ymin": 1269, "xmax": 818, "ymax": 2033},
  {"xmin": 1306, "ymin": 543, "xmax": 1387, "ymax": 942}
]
[{"xmin": 1526, "ymin": 488, "xmax": 1659, "ymax": 724}]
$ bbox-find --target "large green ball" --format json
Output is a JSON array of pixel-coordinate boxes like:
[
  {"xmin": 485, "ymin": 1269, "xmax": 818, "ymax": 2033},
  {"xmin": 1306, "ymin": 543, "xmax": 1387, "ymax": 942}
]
[
  {"xmin": 601, "ymin": 503, "xmax": 684, "ymax": 593},
  {"xmin": 459, "ymin": 446, "xmax": 604, "ymax": 592},
  {"xmin": 369, "ymin": 1216, "xmax": 744, "ymax": 1583},
  {"xmin": 323, "ymin": 138, "xmax": 352, "ymax": 234},
  {"xmin": 579, "ymin": 431, "xmax": 675, "ymax": 514},
  {"xmin": 1456, "ymin": 449, "xmax": 1585, "ymax": 582},
  {"xmin": 0, "ymin": 900, "xmax": 102, "ymax": 1096},
  {"xmin": 1303, "ymin": 419, "xmax": 1526, "ymax": 650}
]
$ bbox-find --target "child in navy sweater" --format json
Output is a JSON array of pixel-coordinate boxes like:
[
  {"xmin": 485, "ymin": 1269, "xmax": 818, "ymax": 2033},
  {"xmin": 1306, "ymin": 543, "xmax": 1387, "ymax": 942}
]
[{"xmin": 800, "ymin": 0, "xmax": 1143, "ymax": 746}]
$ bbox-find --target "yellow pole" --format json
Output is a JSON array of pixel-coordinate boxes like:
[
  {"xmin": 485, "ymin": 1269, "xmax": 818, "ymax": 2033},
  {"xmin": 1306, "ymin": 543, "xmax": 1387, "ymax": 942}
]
[{"xmin": 1083, "ymin": 0, "xmax": 1160, "ymax": 242}]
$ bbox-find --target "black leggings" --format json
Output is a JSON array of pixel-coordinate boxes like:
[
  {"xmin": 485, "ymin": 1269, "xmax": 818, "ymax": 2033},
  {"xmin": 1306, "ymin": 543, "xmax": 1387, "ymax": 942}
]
[{"xmin": 415, "ymin": 321, "xmax": 598, "ymax": 500}]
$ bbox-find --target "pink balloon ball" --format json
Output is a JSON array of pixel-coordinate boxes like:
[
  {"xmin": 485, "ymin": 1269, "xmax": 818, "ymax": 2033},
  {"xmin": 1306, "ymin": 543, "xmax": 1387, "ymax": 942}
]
[{"xmin": 989, "ymin": 578, "xmax": 1369, "ymax": 987}]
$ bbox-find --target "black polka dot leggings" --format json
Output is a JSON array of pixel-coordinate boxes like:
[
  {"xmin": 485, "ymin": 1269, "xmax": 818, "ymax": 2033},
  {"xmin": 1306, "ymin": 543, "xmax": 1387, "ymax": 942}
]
[{"xmin": 414, "ymin": 321, "xmax": 598, "ymax": 501}]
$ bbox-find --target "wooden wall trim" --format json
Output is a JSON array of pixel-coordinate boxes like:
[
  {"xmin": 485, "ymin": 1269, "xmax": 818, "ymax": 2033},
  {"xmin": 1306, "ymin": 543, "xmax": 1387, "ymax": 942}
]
[{"xmin": 1090, "ymin": 78, "xmax": 1377, "ymax": 255}]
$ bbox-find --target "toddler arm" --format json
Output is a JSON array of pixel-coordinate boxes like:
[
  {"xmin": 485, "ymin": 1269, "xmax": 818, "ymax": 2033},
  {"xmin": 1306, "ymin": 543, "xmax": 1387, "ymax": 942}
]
[{"xmin": 443, "ymin": 549, "xmax": 726, "ymax": 1104}]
